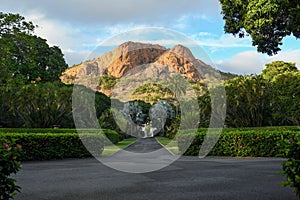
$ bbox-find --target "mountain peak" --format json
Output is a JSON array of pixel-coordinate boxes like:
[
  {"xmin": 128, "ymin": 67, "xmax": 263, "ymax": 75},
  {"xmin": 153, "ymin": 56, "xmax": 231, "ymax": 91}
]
[
  {"xmin": 117, "ymin": 41, "xmax": 167, "ymax": 53},
  {"xmin": 171, "ymin": 44, "xmax": 195, "ymax": 61},
  {"xmin": 61, "ymin": 41, "xmax": 218, "ymax": 90}
]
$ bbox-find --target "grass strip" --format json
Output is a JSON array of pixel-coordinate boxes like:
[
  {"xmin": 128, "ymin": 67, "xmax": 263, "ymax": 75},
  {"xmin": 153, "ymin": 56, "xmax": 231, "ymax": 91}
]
[
  {"xmin": 155, "ymin": 136, "xmax": 180, "ymax": 155},
  {"xmin": 102, "ymin": 138, "xmax": 138, "ymax": 156}
]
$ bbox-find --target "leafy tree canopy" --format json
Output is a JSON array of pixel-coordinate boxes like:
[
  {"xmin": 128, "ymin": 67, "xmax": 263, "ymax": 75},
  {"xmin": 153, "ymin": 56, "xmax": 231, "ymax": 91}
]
[
  {"xmin": 262, "ymin": 61, "xmax": 298, "ymax": 80},
  {"xmin": 0, "ymin": 12, "xmax": 68, "ymax": 83},
  {"xmin": 219, "ymin": 0, "xmax": 300, "ymax": 55},
  {"xmin": 0, "ymin": 12, "xmax": 35, "ymax": 36}
]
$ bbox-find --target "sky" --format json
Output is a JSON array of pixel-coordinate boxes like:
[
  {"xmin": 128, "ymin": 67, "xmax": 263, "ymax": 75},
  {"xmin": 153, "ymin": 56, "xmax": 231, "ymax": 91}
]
[{"xmin": 1, "ymin": 0, "xmax": 300, "ymax": 74}]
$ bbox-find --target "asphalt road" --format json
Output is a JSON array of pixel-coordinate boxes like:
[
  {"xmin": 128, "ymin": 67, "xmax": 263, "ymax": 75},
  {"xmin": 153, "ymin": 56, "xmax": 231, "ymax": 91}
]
[{"xmin": 13, "ymin": 138, "xmax": 298, "ymax": 200}]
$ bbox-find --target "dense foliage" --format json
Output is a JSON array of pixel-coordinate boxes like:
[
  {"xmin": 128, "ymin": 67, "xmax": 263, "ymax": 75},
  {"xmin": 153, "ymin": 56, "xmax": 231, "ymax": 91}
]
[
  {"xmin": 177, "ymin": 128, "xmax": 299, "ymax": 157},
  {"xmin": 0, "ymin": 12, "xmax": 113, "ymax": 129},
  {"xmin": 0, "ymin": 13, "xmax": 68, "ymax": 83},
  {"xmin": 102, "ymin": 129, "xmax": 119, "ymax": 144},
  {"xmin": 278, "ymin": 134, "xmax": 300, "ymax": 197},
  {"xmin": 98, "ymin": 75, "xmax": 118, "ymax": 90},
  {"xmin": 0, "ymin": 128, "xmax": 119, "ymax": 144},
  {"xmin": 0, "ymin": 138, "xmax": 22, "ymax": 200},
  {"xmin": 0, "ymin": 129, "xmax": 119, "ymax": 161},
  {"xmin": 219, "ymin": 0, "xmax": 300, "ymax": 55},
  {"xmin": 132, "ymin": 83, "xmax": 173, "ymax": 103},
  {"xmin": 0, "ymin": 82, "xmax": 110, "ymax": 128},
  {"xmin": 195, "ymin": 61, "xmax": 300, "ymax": 128}
]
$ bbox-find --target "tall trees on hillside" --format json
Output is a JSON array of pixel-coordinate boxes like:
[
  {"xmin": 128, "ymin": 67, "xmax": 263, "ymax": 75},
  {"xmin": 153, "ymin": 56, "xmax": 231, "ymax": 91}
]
[
  {"xmin": 219, "ymin": 0, "xmax": 300, "ymax": 55},
  {"xmin": 167, "ymin": 74, "xmax": 188, "ymax": 116}
]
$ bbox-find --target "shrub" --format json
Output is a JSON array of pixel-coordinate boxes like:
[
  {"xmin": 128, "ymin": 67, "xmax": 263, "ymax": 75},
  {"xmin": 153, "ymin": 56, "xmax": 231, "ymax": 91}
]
[
  {"xmin": 166, "ymin": 117, "xmax": 180, "ymax": 139},
  {"xmin": 0, "ymin": 137, "xmax": 22, "ymax": 200},
  {"xmin": 278, "ymin": 134, "xmax": 300, "ymax": 198},
  {"xmin": 0, "ymin": 83, "xmax": 110, "ymax": 128},
  {"xmin": 1, "ymin": 133, "xmax": 104, "ymax": 161},
  {"xmin": 103, "ymin": 129, "xmax": 119, "ymax": 144},
  {"xmin": 0, "ymin": 128, "xmax": 77, "ymax": 134},
  {"xmin": 177, "ymin": 129, "xmax": 298, "ymax": 157}
]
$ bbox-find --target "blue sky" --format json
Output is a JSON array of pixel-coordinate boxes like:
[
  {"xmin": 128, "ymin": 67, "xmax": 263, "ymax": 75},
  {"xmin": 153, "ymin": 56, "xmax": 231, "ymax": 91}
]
[{"xmin": 1, "ymin": 0, "xmax": 300, "ymax": 74}]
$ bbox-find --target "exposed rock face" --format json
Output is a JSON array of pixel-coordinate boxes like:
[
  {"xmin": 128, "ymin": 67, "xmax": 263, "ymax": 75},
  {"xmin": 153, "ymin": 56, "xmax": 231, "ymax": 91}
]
[
  {"xmin": 106, "ymin": 42, "xmax": 167, "ymax": 78},
  {"xmin": 61, "ymin": 41, "xmax": 167, "ymax": 82},
  {"xmin": 61, "ymin": 41, "xmax": 213, "ymax": 87},
  {"xmin": 154, "ymin": 45, "xmax": 204, "ymax": 81}
]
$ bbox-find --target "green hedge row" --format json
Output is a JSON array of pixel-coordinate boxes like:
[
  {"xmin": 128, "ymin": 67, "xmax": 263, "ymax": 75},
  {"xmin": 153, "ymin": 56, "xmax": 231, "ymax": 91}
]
[
  {"xmin": 0, "ymin": 128, "xmax": 77, "ymax": 134},
  {"xmin": 177, "ymin": 129, "xmax": 299, "ymax": 157},
  {"xmin": 103, "ymin": 129, "xmax": 119, "ymax": 144},
  {"xmin": 0, "ymin": 133, "xmax": 98, "ymax": 161},
  {"xmin": 0, "ymin": 128, "xmax": 119, "ymax": 144}
]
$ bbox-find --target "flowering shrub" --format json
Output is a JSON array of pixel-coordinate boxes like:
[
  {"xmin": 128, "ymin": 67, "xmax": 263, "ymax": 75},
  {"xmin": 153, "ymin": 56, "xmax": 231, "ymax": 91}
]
[
  {"xmin": 0, "ymin": 138, "xmax": 22, "ymax": 200},
  {"xmin": 278, "ymin": 134, "xmax": 300, "ymax": 198},
  {"xmin": 177, "ymin": 129, "xmax": 297, "ymax": 157}
]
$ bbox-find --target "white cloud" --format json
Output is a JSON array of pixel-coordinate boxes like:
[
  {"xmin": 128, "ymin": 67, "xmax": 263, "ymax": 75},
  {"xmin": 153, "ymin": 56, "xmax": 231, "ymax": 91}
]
[
  {"xmin": 0, "ymin": 1, "xmax": 222, "ymax": 66},
  {"xmin": 26, "ymin": 13, "xmax": 74, "ymax": 49},
  {"xmin": 64, "ymin": 51, "xmax": 91, "ymax": 66},
  {"xmin": 0, "ymin": 0, "xmax": 221, "ymax": 26},
  {"xmin": 193, "ymin": 34, "xmax": 253, "ymax": 48},
  {"xmin": 216, "ymin": 50, "xmax": 300, "ymax": 74},
  {"xmin": 216, "ymin": 51, "xmax": 264, "ymax": 74},
  {"xmin": 197, "ymin": 32, "xmax": 217, "ymax": 37},
  {"xmin": 24, "ymin": 11, "xmax": 100, "ymax": 50},
  {"xmin": 23, "ymin": 11, "xmax": 111, "ymax": 66},
  {"xmin": 266, "ymin": 50, "xmax": 300, "ymax": 69}
]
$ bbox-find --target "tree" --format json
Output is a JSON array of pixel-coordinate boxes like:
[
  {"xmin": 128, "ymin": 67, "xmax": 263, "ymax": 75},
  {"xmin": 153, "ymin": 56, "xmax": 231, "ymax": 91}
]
[
  {"xmin": 4, "ymin": 82, "xmax": 74, "ymax": 128},
  {"xmin": 225, "ymin": 75, "xmax": 272, "ymax": 127},
  {"xmin": 270, "ymin": 71, "xmax": 300, "ymax": 125},
  {"xmin": 167, "ymin": 74, "xmax": 188, "ymax": 116},
  {"xmin": 219, "ymin": 0, "xmax": 300, "ymax": 55},
  {"xmin": 262, "ymin": 61, "xmax": 298, "ymax": 80},
  {"xmin": 168, "ymin": 74, "xmax": 188, "ymax": 98},
  {"xmin": 98, "ymin": 75, "xmax": 118, "ymax": 90},
  {"xmin": 0, "ymin": 12, "xmax": 35, "ymax": 36},
  {"xmin": 0, "ymin": 12, "xmax": 68, "ymax": 83}
]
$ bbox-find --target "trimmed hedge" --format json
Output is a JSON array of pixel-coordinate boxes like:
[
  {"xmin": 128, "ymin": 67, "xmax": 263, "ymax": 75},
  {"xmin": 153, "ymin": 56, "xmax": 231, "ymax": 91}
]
[
  {"xmin": 0, "ymin": 128, "xmax": 77, "ymax": 134},
  {"xmin": 103, "ymin": 129, "xmax": 119, "ymax": 144},
  {"xmin": 177, "ymin": 129, "xmax": 299, "ymax": 157},
  {"xmin": 0, "ymin": 128, "xmax": 119, "ymax": 144},
  {"xmin": 0, "ymin": 133, "xmax": 97, "ymax": 161}
]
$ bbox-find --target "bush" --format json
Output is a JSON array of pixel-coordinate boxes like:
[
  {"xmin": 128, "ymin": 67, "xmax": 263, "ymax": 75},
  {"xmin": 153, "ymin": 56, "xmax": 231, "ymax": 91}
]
[
  {"xmin": 0, "ymin": 128, "xmax": 120, "ymax": 161},
  {"xmin": 278, "ymin": 134, "xmax": 300, "ymax": 198},
  {"xmin": 103, "ymin": 129, "xmax": 119, "ymax": 144},
  {"xmin": 0, "ymin": 128, "xmax": 77, "ymax": 134},
  {"xmin": 0, "ymin": 83, "xmax": 110, "ymax": 128},
  {"xmin": 0, "ymin": 138, "xmax": 22, "ymax": 200},
  {"xmin": 165, "ymin": 117, "xmax": 180, "ymax": 139},
  {"xmin": 1, "ymin": 133, "xmax": 104, "ymax": 161},
  {"xmin": 177, "ymin": 129, "xmax": 298, "ymax": 157}
]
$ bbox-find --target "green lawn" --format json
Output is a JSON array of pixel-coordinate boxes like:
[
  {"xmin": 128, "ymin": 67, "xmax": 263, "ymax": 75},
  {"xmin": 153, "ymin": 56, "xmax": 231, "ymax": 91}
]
[
  {"xmin": 155, "ymin": 137, "xmax": 180, "ymax": 155},
  {"xmin": 101, "ymin": 138, "xmax": 138, "ymax": 156}
]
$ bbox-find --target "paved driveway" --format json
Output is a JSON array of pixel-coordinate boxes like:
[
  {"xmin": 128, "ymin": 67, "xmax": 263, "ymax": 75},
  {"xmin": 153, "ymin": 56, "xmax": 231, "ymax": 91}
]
[{"xmin": 13, "ymin": 138, "xmax": 298, "ymax": 200}]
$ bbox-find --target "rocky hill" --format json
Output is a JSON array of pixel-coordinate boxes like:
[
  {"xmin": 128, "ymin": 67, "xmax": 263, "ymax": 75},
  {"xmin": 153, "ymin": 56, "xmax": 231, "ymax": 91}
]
[{"xmin": 60, "ymin": 41, "xmax": 236, "ymax": 100}]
